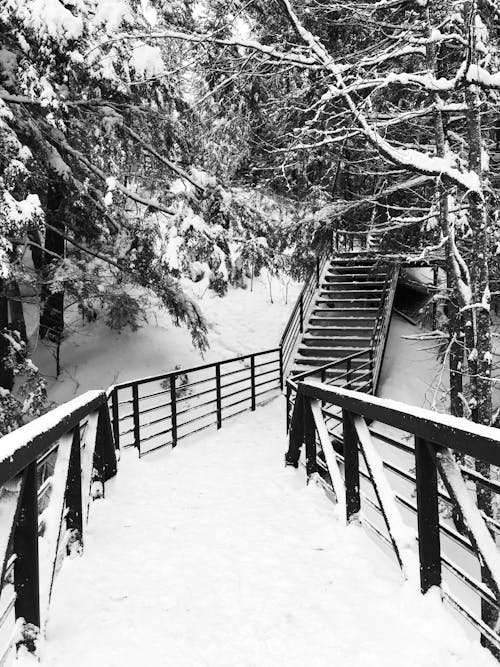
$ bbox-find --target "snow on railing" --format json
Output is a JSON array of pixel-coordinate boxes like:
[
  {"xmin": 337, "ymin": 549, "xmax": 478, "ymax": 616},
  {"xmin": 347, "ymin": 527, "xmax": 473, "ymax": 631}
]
[
  {"xmin": 0, "ymin": 390, "xmax": 117, "ymax": 664},
  {"xmin": 286, "ymin": 379, "xmax": 500, "ymax": 658}
]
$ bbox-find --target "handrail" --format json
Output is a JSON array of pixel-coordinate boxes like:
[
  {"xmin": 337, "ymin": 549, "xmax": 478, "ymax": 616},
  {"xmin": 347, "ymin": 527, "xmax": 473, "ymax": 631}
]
[
  {"xmin": 0, "ymin": 390, "xmax": 117, "ymax": 661},
  {"xmin": 286, "ymin": 378, "xmax": 500, "ymax": 656}
]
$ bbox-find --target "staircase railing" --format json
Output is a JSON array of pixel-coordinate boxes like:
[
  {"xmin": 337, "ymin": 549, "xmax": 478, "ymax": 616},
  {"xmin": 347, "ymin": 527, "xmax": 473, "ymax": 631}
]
[
  {"xmin": 371, "ymin": 263, "xmax": 399, "ymax": 393},
  {"xmin": 0, "ymin": 391, "xmax": 117, "ymax": 664},
  {"xmin": 286, "ymin": 378, "xmax": 500, "ymax": 656}
]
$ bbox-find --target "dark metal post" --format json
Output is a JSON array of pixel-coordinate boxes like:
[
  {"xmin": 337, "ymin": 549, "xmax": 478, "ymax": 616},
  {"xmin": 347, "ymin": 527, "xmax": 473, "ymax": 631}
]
[
  {"xmin": 170, "ymin": 375, "xmax": 177, "ymax": 447},
  {"xmin": 343, "ymin": 409, "xmax": 360, "ymax": 523},
  {"xmin": 132, "ymin": 384, "xmax": 140, "ymax": 454},
  {"xmin": 97, "ymin": 403, "xmax": 118, "ymax": 481},
  {"xmin": 111, "ymin": 387, "xmax": 120, "ymax": 450},
  {"xmin": 316, "ymin": 256, "xmax": 320, "ymax": 287},
  {"xmin": 415, "ymin": 437, "xmax": 441, "ymax": 593},
  {"xmin": 279, "ymin": 346, "xmax": 284, "ymax": 391},
  {"xmin": 14, "ymin": 462, "xmax": 40, "ymax": 639},
  {"xmin": 215, "ymin": 364, "xmax": 222, "ymax": 429},
  {"xmin": 304, "ymin": 398, "xmax": 317, "ymax": 480},
  {"xmin": 66, "ymin": 427, "xmax": 83, "ymax": 544},
  {"xmin": 250, "ymin": 355, "xmax": 256, "ymax": 411},
  {"xmin": 286, "ymin": 383, "xmax": 291, "ymax": 431},
  {"xmin": 299, "ymin": 294, "xmax": 304, "ymax": 334}
]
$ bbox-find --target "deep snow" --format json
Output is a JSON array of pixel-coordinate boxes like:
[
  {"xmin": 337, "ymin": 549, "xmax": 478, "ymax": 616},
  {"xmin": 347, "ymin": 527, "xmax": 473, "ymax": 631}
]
[{"xmin": 33, "ymin": 401, "xmax": 496, "ymax": 667}]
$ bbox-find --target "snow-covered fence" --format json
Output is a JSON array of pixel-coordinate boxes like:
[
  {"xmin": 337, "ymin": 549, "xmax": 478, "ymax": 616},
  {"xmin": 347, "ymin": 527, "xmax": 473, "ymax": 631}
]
[
  {"xmin": 0, "ymin": 391, "xmax": 117, "ymax": 663},
  {"xmin": 108, "ymin": 348, "xmax": 282, "ymax": 456},
  {"xmin": 286, "ymin": 379, "xmax": 500, "ymax": 657}
]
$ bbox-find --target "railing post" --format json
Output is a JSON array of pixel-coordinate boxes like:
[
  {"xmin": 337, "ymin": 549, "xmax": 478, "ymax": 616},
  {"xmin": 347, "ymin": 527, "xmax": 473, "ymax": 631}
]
[
  {"xmin": 316, "ymin": 256, "xmax": 320, "ymax": 287},
  {"xmin": 304, "ymin": 397, "xmax": 317, "ymax": 480},
  {"xmin": 215, "ymin": 363, "xmax": 222, "ymax": 429},
  {"xmin": 14, "ymin": 461, "xmax": 40, "ymax": 648},
  {"xmin": 343, "ymin": 409, "xmax": 360, "ymax": 523},
  {"xmin": 346, "ymin": 358, "xmax": 352, "ymax": 389},
  {"xmin": 111, "ymin": 387, "xmax": 120, "ymax": 450},
  {"xmin": 250, "ymin": 355, "xmax": 256, "ymax": 411},
  {"xmin": 286, "ymin": 383, "xmax": 291, "ymax": 431},
  {"xmin": 132, "ymin": 384, "xmax": 140, "ymax": 454},
  {"xmin": 170, "ymin": 375, "xmax": 177, "ymax": 447},
  {"xmin": 279, "ymin": 346, "xmax": 284, "ymax": 391},
  {"xmin": 66, "ymin": 427, "xmax": 83, "ymax": 548},
  {"xmin": 97, "ymin": 403, "xmax": 118, "ymax": 481},
  {"xmin": 299, "ymin": 294, "xmax": 304, "ymax": 334},
  {"xmin": 414, "ymin": 437, "xmax": 441, "ymax": 593}
]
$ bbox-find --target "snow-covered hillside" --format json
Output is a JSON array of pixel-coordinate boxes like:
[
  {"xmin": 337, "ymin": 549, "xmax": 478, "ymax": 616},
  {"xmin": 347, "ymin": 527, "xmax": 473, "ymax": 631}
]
[{"xmin": 34, "ymin": 273, "xmax": 300, "ymax": 406}]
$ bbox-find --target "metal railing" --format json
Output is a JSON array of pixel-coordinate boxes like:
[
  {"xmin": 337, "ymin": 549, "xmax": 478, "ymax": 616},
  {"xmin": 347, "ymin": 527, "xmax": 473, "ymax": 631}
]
[
  {"xmin": 108, "ymin": 348, "xmax": 282, "ymax": 457},
  {"xmin": 0, "ymin": 391, "xmax": 117, "ymax": 664},
  {"xmin": 286, "ymin": 378, "xmax": 500, "ymax": 657},
  {"xmin": 371, "ymin": 264, "xmax": 399, "ymax": 392}
]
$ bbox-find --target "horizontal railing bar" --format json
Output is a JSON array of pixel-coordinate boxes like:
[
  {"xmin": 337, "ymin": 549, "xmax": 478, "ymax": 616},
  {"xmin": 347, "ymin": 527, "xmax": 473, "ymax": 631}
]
[
  {"xmin": 176, "ymin": 376, "xmax": 216, "ymax": 392},
  {"xmin": 135, "ymin": 388, "xmax": 169, "ymax": 402},
  {"xmin": 255, "ymin": 376, "xmax": 280, "ymax": 391},
  {"xmin": 139, "ymin": 426, "xmax": 173, "ymax": 444},
  {"xmin": 368, "ymin": 426, "xmax": 414, "ymax": 455},
  {"xmin": 137, "ymin": 400, "xmax": 171, "ymax": 418},
  {"xmin": 441, "ymin": 554, "xmax": 500, "ymax": 613},
  {"xmin": 254, "ymin": 358, "xmax": 280, "ymax": 371},
  {"xmin": 175, "ymin": 386, "xmax": 215, "ymax": 406},
  {"xmin": 442, "ymin": 591, "xmax": 500, "ymax": 652},
  {"xmin": 114, "ymin": 348, "xmax": 280, "ymax": 389},
  {"xmin": 176, "ymin": 399, "xmax": 217, "ymax": 421},
  {"xmin": 221, "ymin": 386, "xmax": 250, "ymax": 402},
  {"xmin": 141, "ymin": 439, "xmax": 174, "ymax": 455},
  {"xmin": 295, "ymin": 382, "xmax": 500, "ymax": 465},
  {"xmin": 140, "ymin": 413, "xmax": 172, "ymax": 430},
  {"xmin": 461, "ymin": 465, "xmax": 500, "ymax": 496},
  {"xmin": 221, "ymin": 375, "xmax": 250, "ymax": 393},
  {"xmin": 221, "ymin": 395, "xmax": 252, "ymax": 412},
  {"xmin": 363, "ymin": 515, "xmax": 393, "ymax": 549},
  {"xmin": 220, "ymin": 366, "xmax": 250, "ymax": 381},
  {"xmin": 177, "ymin": 409, "xmax": 218, "ymax": 430}
]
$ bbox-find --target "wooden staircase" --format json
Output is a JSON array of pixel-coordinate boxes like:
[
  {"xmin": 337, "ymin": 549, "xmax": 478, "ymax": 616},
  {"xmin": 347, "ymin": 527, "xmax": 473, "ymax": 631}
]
[{"xmin": 291, "ymin": 254, "xmax": 398, "ymax": 393}]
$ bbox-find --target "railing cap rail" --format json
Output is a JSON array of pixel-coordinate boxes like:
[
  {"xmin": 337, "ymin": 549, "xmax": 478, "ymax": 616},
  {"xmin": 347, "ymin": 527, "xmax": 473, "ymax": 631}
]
[
  {"xmin": 113, "ymin": 347, "xmax": 281, "ymax": 391},
  {"xmin": 0, "ymin": 390, "xmax": 106, "ymax": 486},
  {"xmin": 296, "ymin": 380, "xmax": 500, "ymax": 465}
]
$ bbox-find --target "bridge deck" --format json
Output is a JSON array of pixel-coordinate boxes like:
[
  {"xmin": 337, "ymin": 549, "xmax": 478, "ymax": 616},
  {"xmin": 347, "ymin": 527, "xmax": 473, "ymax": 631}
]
[{"xmin": 39, "ymin": 401, "xmax": 494, "ymax": 667}]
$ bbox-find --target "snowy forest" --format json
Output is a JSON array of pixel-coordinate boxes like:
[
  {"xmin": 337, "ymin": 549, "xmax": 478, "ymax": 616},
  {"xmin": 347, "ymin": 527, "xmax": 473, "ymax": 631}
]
[{"xmin": 1, "ymin": 0, "xmax": 500, "ymax": 439}]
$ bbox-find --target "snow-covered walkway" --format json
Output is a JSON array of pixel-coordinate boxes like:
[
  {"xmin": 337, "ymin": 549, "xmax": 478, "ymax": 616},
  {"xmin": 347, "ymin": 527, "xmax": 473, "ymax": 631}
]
[{"xmin": 40, "ymin": 400, "xmax": 495, "ymax": 667}]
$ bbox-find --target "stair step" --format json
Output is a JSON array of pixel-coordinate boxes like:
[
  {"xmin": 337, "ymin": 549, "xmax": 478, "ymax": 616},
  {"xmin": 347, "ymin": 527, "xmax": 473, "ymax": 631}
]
[
  {"xmin": 309, "ymin": 318, "xmax": 376, "ymax": 328},
  {"xmin": 312, "ymin": 309, "xmax": 378, "ymax": 319},
  {"xmin": 323, "ymin": 277, "xmax": 385, "ymax": 285},
  {"xmin": 298, "ymin": 346, "xmax": 371, "ymax": 358},
  {"xmin": 295, "ymin": 354, "xmax": 370, "ymax": 366},
  {"xmin": 306, "ymin": 326, "xmax": 373, "ymax": 336},
  {"xmin": 291, "ymin": 365, "xmax": 370, "ymax": 377},
  {"xmin": 320, "ymin": 286, "xmax": 384, "ymax": 295},
  {"xmin": 316, "ymin": 297, "xmax": 381, "ymax": 305},
  {"xmin": 301, "ymin": 336, "xmax": 372, "ymax": 348}
]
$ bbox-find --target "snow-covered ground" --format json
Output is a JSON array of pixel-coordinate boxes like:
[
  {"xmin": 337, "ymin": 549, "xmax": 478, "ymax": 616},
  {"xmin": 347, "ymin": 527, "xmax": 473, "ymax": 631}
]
[
  {"xmin": 31, "ymin": 400, "xmax": 495, "ymax": 667},
  {"xmin": 33, "ymin": 274, "xmax": 299, "ymax": 406}
]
